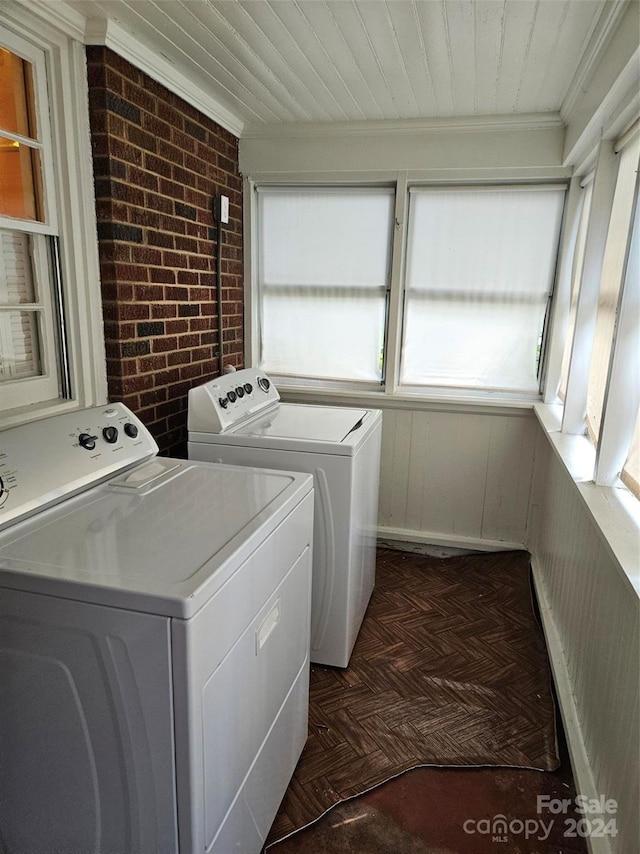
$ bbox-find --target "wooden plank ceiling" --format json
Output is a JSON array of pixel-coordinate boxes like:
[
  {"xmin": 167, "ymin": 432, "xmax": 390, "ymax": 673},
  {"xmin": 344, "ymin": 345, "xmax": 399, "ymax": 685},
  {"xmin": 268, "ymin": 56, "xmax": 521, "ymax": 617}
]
[{"xmin": 67, "ymin": 0, "xmax": 614, "ymax": 131}]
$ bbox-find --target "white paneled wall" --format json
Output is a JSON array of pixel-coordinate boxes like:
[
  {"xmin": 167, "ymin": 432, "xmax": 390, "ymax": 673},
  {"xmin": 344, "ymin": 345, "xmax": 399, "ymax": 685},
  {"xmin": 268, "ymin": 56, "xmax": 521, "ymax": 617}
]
[
  {"xmin": 528, "ymin": 428, "xmax": 639, "ymax": 854},
  {"xmin": 378, "ymin": 407, "xmax": 537, "ymax": 550}
]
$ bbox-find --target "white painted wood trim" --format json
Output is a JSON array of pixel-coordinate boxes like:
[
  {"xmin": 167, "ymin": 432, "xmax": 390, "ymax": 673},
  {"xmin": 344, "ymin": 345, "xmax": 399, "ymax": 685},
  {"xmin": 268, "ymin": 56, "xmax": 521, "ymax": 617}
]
[
  {"xmin": 83, "ymin": 18, "xmax": 244, "ymax": 138},
  {"xmin": 16, "ymin": 0, "xmax": 86, "ymax": 42},
  {"xmin": 563, "ymin": 49, "xmax": 640, "ymax": 168},
  {"xmin": 243, "ymin": 176, "xmax": 258, "ymax": 368},
  {"xmin": 562, "ymin": 141, "xmax": 618, "ymax": 434},
  {"xmin": 383, "ymin": 172, "xmax": 408, "ymax": 396},
  {"xmin": 561, "ymin": 0, "xmax": 630, "ymax": 123},
  {"xmin": 61, "ymin": 37, "xmax": 109, "ymax": 407},
  {"xmin": 543, "ymin": 176, "xmax": 584, "ymax": 403},
  {"xmin": 595, "ymin": 172, "xmax": 640, "ymax": 486},
  {"xmin": 377, "ymin": 526, "xmax": 525, "ymax": 554},
  {"xmin": 530, "ymin": 559, "xmax": 612, "ymax": 854},
  {"xmin": 241, "ymin": 112, "xmax": 565, "ymax": 140}
]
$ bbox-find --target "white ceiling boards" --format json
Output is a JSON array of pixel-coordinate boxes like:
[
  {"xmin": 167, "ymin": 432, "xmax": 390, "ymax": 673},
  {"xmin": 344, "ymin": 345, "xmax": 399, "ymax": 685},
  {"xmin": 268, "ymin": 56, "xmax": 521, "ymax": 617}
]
[{"xmin": 62, "ymin": 0, "xmax": 630, "ymax": 135}]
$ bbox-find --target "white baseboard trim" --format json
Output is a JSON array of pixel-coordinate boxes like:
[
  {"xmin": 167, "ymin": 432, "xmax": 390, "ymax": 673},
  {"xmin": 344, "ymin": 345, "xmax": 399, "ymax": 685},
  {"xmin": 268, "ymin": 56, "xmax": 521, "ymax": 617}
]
[
  {"xmin": 377, "ymin": 525, "xmax": 525, "ymax": 554},
  {"xmin": 530, "ymin": 558, "xmax": 612, "ymax": 854}
]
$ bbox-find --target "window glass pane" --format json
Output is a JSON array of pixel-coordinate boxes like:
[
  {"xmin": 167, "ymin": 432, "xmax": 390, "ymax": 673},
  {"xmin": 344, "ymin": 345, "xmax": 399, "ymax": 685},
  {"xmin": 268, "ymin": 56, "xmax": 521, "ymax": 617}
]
[
  {"xmin": 0, "ymin": 229, "xmax": 35, "ymax": 303},
  {"xmin": 0, "ymin": 138, "xmax": 41, "ymax": 220},
  {"xmin": 401, "ymin": 186, "xmax": 565, "ymax": 392},
  {"xmin": 0, "ymin": 309, "xmax": 40, "ymax": 378},
  {"xmin": 586, "ymin": 136, "xmax": 640, "ymax": 443},
  {"xmin": 559, "ymin": 181, "xmax": 593, "ymax": 399},
  {"xmin": 402, "ymin": 298, "xmax": 545, "ymax": 391},
  {"xmin": 0, "ymin": 47, "xmax": 37, "ymax": 139},
  {"xmin": 262, "ymin": 290, "xmax": 385, "ymax": 382},
  {"xmin": 258, "ymin": 187, "xmax": 393, "ymax": 381},
  {"xmin": 621, "ymin": 409, "xmax": 640, "ymax": 500}
]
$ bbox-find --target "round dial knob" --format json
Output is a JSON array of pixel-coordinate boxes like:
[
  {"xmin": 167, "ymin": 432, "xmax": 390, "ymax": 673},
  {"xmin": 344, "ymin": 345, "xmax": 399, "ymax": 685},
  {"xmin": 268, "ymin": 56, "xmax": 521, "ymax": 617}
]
[
  {"xmin": 219, "ymin": 396, "xmax": 229, "ymax": 409},
  {"xmin": 102, "ymin": 426, "xmax": 119, "ymax": 444},
  {"xmin": 243, "ymin": 382, "xmax": 253, "ymax": 394},
  {"xmin": 227, "ymin": 390, "xmax": 237, "ymax": 403},
  {"xmin": 124, "ymin": 422, "xmax": 138, "ymax": 438},
  {"xmin": 236, "ymin": 386, "xmax": 245, "ymax": 398},
  {"xmin": 79, "ymin": 432, "xmax": 97, "ymax": 451},
  {"xmin": 257, "ymin": 377, "xmax": 270, "ymax": 393}
]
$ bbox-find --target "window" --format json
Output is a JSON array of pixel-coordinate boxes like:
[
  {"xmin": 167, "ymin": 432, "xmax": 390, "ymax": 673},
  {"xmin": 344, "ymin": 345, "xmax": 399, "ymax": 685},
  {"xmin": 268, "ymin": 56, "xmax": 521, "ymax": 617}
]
[
  {"xmin": 256, "ymin": 186, "xmax": 394, "ymax": 384},
  {"xmin": 253, "ymin": 182, "xmax": 566, "ymax": 398},
  {"xmin": 0, "ymin": 36, "xmax": 67, "ymax": 410},
  {"xmin": 401, "ymin": 185, "xmax": 565, "ymax": 393}
]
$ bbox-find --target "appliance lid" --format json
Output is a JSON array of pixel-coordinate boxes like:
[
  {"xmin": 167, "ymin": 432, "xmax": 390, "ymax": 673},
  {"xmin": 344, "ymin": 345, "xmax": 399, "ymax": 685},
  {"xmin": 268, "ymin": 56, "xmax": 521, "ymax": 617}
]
[
  {"xmin": 234, "ymin": 404, "xmax": 370, "ymax": 443},
  {"xmin": 0, "ymin": 461, "xmax": 312, "ymax": 618}
]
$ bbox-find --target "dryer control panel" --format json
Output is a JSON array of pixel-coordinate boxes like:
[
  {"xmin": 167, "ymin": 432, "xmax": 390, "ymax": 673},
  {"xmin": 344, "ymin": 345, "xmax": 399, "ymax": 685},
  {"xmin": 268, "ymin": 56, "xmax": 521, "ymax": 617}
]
[
  {"xmin": 188, "ymin": 368, "xmax": 280, "ymax": 434},
  {"xmin": 0, "ymin": 403, "xmax": 157, "ymax": 531}
]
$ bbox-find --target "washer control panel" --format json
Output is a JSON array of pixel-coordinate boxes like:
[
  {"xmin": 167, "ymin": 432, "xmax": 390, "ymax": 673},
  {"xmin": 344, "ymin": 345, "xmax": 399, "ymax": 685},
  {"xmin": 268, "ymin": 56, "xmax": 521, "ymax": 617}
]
[
  {"xmin": 0, "ymin": 403, "xmax": 158, "ymax": 531},
  {"xmin": 188, "ymin": 368, "xmax": 280, "ymax": 434}
]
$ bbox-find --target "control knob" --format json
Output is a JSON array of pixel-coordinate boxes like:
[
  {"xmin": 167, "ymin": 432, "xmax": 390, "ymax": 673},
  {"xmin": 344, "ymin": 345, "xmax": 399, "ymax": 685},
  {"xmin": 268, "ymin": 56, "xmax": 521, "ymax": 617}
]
[
  {"xmin": 236, "ymin": 386, "xmax": 245, "ymax": 398},
  {"xmin": 227, "ymin": 390, "xmax": 237, "ymax": 403},
  {"xmin": 257, "ymin": 376, "xmax": 270, "ymax": 393},
  {"xmin": 103, "ymin": 426, "xmax": 119, "ymax": 444},
  {"xmin": 219, "ymin": 396, "xmax": 229, "ymax": 409},
  {"xmin": 79, "ymin": 433, "xmax": 97, "ymax": 451},
  {"xmin": 244, "ymin": 382, "xmax": 253, "ymax": 394},
  {"xmin": 124, "ymin": 422, "xmax": 138, "ymax": 438}
]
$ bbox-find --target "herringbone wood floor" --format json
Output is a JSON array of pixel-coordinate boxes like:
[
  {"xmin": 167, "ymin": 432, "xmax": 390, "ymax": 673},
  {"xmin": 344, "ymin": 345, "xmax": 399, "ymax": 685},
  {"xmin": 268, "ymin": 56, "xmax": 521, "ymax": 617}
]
[{"xmin": 267, "ymin": 548, "xmax": 558, "ymax": 846}]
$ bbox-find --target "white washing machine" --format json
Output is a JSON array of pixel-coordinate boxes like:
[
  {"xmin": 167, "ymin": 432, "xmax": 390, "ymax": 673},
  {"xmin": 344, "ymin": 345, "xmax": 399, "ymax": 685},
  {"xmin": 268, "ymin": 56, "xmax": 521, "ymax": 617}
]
[
  {"xmin": 0, "ymin": 403, "xmax": 313, "ymax": 854},
  {"xmin": 188, "ymin": 369, "xmax": 382, "ymax": 668}
]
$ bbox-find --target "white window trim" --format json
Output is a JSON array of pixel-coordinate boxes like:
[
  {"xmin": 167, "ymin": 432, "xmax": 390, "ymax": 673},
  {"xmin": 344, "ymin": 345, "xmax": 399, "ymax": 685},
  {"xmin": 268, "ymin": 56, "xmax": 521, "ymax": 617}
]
[
  {"xmin": 562, "ymin": 140, "xmax": 618, "ymax": 435},
  {"xmin": 595, "ymin": 172, "xmax": 640, "ymax": 487},
  {"xmin": 1, "ymin": 4, "xmax": 107, "ymax": 427}
]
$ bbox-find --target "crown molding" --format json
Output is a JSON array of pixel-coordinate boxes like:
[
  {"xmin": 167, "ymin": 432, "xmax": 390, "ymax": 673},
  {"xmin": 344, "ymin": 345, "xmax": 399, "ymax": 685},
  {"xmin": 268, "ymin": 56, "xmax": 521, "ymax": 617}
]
[
  {"xmin": 563, "ymin": 49, "xmax": 640, "ymax": 167},
  {"xmin": 84, "ymin": 18, "xmax": 244, "ymax": 138},
  {"xmin": 561, "ymin": 0, "xmax": 632, "ymax": 121},
  {"xmin": 241, "ymin": 113, "xmax": 565, "ymax": 141},
  {"xmin": 5, "ymin": 0, "xmax": 87, "ymax": 42}
]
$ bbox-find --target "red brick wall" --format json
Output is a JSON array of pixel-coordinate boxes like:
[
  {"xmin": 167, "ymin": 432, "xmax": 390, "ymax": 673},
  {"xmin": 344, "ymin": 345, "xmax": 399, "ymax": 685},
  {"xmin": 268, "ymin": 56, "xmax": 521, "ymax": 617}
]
[{"xmin": 86, "ymin": 46, "xmax": 243, "ymax": 457}]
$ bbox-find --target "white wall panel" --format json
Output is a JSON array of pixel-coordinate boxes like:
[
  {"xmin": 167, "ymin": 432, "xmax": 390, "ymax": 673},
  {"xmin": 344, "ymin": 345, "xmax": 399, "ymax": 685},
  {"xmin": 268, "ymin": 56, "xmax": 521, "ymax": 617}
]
[
  {"xmin": 528, "ymin": 427, "xmax": 639, "ymax": 854},
  {"xmin": 378, "ymin": 406, "xmax": 536, "ymax": 549}
]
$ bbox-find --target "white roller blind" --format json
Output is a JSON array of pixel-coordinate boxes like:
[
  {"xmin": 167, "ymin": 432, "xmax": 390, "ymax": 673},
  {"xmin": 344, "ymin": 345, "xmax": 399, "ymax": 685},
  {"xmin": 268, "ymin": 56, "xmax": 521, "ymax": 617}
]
[
  {"xmin": 257, "ymin": 187, "xmax": 394, "ymax": 382},
  {"xmin": 401, "ymin": 185, "xmax": 565, "ymax": 393}
]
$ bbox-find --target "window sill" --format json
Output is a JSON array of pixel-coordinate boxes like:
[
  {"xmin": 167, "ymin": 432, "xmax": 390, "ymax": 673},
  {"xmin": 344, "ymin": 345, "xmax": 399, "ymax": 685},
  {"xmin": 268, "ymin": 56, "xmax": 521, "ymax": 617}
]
[
  {"xmin": 534, "ymin": 403, "xmax": 640, "ymax": 598},
  {"xmin": 0, "ymin": 398, "xmax": 84, "ymax": 431},
  {"xmin": 277, "ymin": 380, "xmax": 541, "ymax": 416}
]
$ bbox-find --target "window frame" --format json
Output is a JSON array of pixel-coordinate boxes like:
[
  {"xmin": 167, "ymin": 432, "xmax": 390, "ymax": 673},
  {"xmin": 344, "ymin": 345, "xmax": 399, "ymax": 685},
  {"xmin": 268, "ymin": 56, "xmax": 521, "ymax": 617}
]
[
  {"xmin": 254, "ymin": 183, "xmax": 395, "ymax": 388},
  {"xmin": 248, "ymin": 177, "xmax": 568, "ymax": 404},
  {"xmin": 0, "ymin": 9, "xmax": 107, "ymax": 427},
  {"xmin": 398, "ymin": 181, "xmax": 567, "ymax": 397},
  {"xmin": 0, "ymin": 32, "xmax": 62, "ymax": 409}
]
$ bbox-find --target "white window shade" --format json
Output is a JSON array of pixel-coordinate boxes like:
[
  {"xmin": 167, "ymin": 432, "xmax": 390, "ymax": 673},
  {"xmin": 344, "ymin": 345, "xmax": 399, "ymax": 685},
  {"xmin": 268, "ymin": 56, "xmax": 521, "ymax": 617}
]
[
  {"xmin": 401, "ymin": 186, "xmax": 565, "ymax": 393},
  {"xmin": 257, "ymin": 187, "xmax": 394, "ymax": 382}
]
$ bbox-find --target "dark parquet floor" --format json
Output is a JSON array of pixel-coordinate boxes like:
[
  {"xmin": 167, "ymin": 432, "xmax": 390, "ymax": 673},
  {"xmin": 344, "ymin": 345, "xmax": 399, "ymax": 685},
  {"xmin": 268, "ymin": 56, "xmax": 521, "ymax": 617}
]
[{"xmin": 267, "ymin": 548, "xmax": 561, "ymax": 849}]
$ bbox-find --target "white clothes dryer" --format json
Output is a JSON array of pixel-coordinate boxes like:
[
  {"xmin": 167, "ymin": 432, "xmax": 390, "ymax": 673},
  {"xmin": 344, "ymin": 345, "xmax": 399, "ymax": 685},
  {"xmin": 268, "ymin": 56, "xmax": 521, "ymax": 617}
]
[
  {"xmin": 0, "ymin": 403, "xmax": 313, "ymax": 854},
  {"xmin": 188, "ymin": 369, "xmax": 382, "ymax": 668}
]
